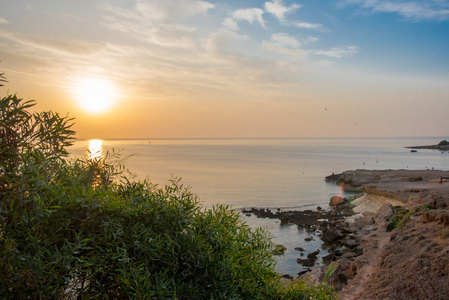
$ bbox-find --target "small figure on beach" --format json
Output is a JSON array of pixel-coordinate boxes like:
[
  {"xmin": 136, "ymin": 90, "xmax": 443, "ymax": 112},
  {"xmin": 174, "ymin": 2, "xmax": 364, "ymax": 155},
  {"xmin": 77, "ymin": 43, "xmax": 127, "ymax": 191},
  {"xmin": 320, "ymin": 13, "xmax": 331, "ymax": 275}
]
[{"xmin": 440, "ymin": 176, "xmax": 443, "ymax": 184}]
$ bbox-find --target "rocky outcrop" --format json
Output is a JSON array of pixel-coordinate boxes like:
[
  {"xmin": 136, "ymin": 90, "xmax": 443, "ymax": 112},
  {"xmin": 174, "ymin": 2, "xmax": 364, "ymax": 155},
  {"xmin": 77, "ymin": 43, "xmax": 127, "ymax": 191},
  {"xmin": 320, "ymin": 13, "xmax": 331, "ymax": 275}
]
[
  {"xmin": 250, "ymin": 170, "xmax": 449, "ymax": 299},
  {"xmin": 325, "ymin": 169, "xmax": 449, "ymax": 299},
  {"xmin": 328, "ymin": 169, "xmax": 449, "ymax": 210}
]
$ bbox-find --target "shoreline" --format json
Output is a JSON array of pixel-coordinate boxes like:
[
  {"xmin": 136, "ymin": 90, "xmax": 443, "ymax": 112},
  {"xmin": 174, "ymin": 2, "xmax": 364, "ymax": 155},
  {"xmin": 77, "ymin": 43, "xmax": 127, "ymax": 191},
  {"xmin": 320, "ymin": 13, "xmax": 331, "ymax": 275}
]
[{"xmin": 245, "ymin": 169, "xmax": 449, "ymax": 299}]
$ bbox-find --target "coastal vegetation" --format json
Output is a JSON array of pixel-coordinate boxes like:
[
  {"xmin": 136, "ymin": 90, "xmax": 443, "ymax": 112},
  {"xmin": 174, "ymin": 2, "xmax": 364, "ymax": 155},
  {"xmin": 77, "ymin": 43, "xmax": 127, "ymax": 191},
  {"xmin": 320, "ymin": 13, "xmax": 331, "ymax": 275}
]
[
  {"xmin": 438, "ymin": 139, "xmax": 449, "ymax": 146},
  {"xmin": 0, "ymin": 90, "xmax": 336, "ymax": 297}
]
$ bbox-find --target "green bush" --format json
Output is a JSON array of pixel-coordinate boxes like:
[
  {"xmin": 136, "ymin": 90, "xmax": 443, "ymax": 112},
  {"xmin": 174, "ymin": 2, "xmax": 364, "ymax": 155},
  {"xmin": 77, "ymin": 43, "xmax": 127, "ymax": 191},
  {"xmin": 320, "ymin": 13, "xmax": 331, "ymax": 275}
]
[
  {"xmin": 0, "ymin": 95, "xmax": 337, "ymax": 298},
  {"xmin": 438, "ymin": 139, "xmax": 449, "ymax": 146}
]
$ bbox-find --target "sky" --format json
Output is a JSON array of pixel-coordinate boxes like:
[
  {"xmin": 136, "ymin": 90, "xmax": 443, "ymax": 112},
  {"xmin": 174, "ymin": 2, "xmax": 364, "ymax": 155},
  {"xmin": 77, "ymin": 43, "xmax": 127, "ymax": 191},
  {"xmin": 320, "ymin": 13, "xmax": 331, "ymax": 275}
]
[{"xmin": 0, "ymin": 0, "xmax": 448, "ymax": 139}]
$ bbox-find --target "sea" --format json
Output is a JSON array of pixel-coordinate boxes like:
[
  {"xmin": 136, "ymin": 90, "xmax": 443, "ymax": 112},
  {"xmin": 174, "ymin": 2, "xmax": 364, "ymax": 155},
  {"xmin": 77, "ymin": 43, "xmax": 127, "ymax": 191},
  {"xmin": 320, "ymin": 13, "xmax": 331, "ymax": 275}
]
[{"xmin": 68, "ymin": 137, "xmax": 449, "ymax": 277}]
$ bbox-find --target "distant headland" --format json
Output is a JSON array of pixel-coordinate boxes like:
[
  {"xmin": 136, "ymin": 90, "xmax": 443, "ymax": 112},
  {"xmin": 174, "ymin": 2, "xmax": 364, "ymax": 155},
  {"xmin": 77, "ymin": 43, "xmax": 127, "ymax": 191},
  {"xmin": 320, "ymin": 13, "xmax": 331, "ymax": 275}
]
[{"xmin": 407, "ymin": 139, "xmax": 449, "ymax": 151}]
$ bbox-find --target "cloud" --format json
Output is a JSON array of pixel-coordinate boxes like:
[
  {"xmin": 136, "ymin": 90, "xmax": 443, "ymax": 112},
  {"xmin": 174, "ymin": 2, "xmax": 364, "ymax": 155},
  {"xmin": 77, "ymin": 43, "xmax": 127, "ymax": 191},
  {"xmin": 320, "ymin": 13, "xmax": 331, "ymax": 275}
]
[
  {"xmin": 232, "ymin": 8, "xmax": 266, "ymax": 28},
  {"xmin": 340, "ymin": 0, "xmax": 449, "ymax": 21},
  {"xmin": 0, "ymin": 29, "xmax": 105, "ymax": 57},
  {"xmin": 316, "ymin": 59, "xmax": 334, "ymax": 67},
  {"xmin": 223, "ymin": 17, "xmax": 239, "ymax": 31},
  {"xmin": 315, "ymin": 46, "xmax": 358, "ymax": 57},
  {"xmin": 103, "ymin": 2, "xmax": 203, "ymax": 49},
  {"xmin": 133, "ymin": 0, "xmax": 214, "ymax": 21},
  {"xmin": 271, "ymin": 33, "xmax": 301, "ymax": 48},
  {"xmin": 303, "ymin": 36, "xmax": 319, "ymax": 44},
  {"xmin": 264, "ymin": 0, "xmax": 301, "ymax": 21},
  {"xmin": 295, "ymin": 21, "xmax": 323, "ymax": 29},
  {"xmin": 262, "ymin": 33, "xmax": 306, "ymax": 61},
  {"xmin": 0, "ymin": 18, "xmax": 9, "ymax": 24}
]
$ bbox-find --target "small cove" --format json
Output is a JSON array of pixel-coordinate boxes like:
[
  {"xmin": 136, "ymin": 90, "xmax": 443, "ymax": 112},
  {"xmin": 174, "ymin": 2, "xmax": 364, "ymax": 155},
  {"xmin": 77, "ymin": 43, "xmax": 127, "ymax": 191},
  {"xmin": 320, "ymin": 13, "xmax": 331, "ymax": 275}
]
[{"xmin": 69, "ymin": 137, "xmax": 449, "ymax": 276}]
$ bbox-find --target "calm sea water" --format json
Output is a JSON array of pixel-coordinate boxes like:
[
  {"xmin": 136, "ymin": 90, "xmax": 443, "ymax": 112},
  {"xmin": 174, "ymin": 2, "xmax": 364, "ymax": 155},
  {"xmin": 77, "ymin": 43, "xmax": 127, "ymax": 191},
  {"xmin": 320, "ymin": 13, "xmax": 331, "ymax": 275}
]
[{"xmin": 69, "ymin": 137, "xmax": 449, "ymax": 276}]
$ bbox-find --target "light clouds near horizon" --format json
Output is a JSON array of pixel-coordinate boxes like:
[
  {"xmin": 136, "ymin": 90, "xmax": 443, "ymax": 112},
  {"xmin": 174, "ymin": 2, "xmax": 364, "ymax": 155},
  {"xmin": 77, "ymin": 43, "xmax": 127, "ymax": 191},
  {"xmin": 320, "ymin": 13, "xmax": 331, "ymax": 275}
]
[{"xmin": 0, "ymin": 0, "xmax": 448, "ymax": 139}]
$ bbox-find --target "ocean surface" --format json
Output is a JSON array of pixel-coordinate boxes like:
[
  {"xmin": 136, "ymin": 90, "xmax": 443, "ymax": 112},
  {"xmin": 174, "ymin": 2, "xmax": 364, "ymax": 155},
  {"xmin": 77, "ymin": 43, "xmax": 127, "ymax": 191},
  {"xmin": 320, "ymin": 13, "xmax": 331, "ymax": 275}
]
[{"xmin": 69, "ymin": 137, "xmax": 449, "ymax": 276}]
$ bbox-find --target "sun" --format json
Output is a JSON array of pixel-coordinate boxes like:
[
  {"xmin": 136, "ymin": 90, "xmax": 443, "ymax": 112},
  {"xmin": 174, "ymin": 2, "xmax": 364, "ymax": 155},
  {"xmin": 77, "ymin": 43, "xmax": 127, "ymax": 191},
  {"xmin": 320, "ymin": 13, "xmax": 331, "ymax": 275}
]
[{"xmin": 72, "ymin": 77, "xmax": 118, "ymax": 114}]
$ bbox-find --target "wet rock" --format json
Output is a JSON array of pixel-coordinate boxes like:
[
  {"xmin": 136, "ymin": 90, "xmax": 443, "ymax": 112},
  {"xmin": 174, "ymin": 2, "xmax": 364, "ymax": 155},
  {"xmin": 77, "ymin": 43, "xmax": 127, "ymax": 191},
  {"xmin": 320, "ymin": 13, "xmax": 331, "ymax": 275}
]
[
  {"xmin": 330, "ymin": 196, "xmax": 348, "ymax": 206},
  {"xmin": 334, "ymin": 249, "xmax": 343, "ymax": 257},
  {"xmin": 322, "ymin": 229, "xmax": 344, "ymax": 243},
  {"xmin": 295, "ymin": 247, "xmax": 305, "ymax": 251},
  {"xmin": 322, "ymin": 253, "xmax": 335, "ymax": 264},
  {"xmin": 297, "ymin": 257, "xmax": 317, "ymax": 267},
  {"xmin": 272, "ymin": 244, "xmax": 286, "ymax": 255},
  {"xmin": 298, "ymin": 269, "xmax": 311, "ymax": 276},
  {"xmin": 307, "ymin": 249, "xmax": 320, "ymax": 259}
]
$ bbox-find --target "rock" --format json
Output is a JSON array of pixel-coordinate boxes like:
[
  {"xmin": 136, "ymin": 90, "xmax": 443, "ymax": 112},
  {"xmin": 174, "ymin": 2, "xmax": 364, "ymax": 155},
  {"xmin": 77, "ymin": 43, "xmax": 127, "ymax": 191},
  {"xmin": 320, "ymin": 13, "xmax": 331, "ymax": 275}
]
[
  {"xmin": 334, "ymin": 249, "xmax": 343, "ymax": 257},
  {"xmin": 342, "ymin": 237, "xmax": 358, "ymax": 249},
  {"xmin": 322, "ymin": 253, "xmax": 335, "ymax": 264},
  {"xmin": 322, "ymin": 229, "xmax": 344, "ymax": 243},
  {"xmin": 299, "ymin": 265, "xmax": 326, "ymax": 286},
  {"xmin": 345, "ymin": 213, "xmax": 366, "ymax": 229},
  {"xmin": 297, "ymin": 257, "xmax": 317, "ymax": 267},
  {"xmin": 307, "ymin": 249, "xmax": 320, "ymax": 259},
  {"xmin": 298, "ymin": 269, "xmax": 311, "ymax": 276},
  {"xmin": 330, "ymin": 196, "xmax": 348, "ymax": 206},
  {"xmin": 295, "ymin": 247, "xmax": 305, "ymax": 251},
  {"xmin": 272, "ymin": 244, "xmax": 287, "ymax": 255}
]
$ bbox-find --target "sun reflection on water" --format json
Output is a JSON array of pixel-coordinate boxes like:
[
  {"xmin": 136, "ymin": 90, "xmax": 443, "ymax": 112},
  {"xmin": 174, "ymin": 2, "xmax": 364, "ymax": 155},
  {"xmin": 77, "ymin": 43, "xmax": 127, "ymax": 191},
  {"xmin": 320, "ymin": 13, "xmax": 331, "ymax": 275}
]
[{"xmin": 88, "ymin": 139, "xmax": 103, "ymax": 160}]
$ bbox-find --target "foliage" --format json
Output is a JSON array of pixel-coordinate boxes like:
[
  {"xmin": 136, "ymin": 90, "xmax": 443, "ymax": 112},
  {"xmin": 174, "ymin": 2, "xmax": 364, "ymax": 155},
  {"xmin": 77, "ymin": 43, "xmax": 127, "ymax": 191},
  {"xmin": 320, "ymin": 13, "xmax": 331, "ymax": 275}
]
[
  {"xmin": 387, "ymin": 204, "xmax": 433, "ymax": 232},
  {"xmin": 387, "ymin": 206, "xmax": 409, "ymax": 232},
  {"xmin": 406, "ymin": 176, "xmax": 422, "ymax": 182},
  {"xmin": 323, "ymin": 261, "xmax": 338, "ymax": 283},
  {"xmin": 0, "ymin": 95, "xmax": 337, "ymax": 299},
  {"xmin": 0, "ymin": 71, "xmax": 6, "ymax": 86},
  {"xmin": 438, "ymin": 139, "xmax": 449, "ymax": 146}
]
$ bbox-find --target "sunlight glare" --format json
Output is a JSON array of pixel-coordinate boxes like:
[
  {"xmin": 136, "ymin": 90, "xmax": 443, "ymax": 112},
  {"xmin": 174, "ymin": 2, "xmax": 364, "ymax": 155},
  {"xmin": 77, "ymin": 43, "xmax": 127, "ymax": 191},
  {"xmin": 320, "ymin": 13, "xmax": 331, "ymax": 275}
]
[
  {"xmin": 73, "ymin": 77, "xmax": 118, "ymax": 114},
  {"xmin": 88, "ymin": 139, "xmax": 103, "ymax": 161}
]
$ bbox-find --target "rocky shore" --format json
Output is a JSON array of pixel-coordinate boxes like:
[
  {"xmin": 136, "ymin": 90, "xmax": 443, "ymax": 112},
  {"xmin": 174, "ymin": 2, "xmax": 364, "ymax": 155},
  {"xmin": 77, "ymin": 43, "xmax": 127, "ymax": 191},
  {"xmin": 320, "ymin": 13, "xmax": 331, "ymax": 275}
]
[{"xmin": 244, "ymin": 169, "xmax": 449, "ymax": 299}]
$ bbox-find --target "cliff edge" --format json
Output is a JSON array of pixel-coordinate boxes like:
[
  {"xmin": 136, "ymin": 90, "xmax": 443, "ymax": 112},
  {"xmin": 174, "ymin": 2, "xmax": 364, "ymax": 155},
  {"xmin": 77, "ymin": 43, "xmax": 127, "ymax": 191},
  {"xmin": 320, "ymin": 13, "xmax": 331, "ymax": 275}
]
[{"xmin": 324, "ymin": 169, "xmax": 449, "ymax": 299}]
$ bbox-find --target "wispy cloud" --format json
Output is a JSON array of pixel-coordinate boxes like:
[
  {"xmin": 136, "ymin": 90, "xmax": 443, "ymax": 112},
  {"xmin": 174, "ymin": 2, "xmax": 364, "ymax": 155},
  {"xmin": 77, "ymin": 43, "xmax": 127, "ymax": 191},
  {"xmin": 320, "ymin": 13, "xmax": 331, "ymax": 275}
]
[
  {"xmin": 315, "ymin": 46, "xmax": 358, "ymax": 57},
  {"xmin": 0, "ymin": 29, "xmax": 105, "ymax": 57},
  {"xmin": 222, "ymin": 17, "xmax": 239, "ymax": 31},
  {"xmin": 316, "ymin": 59, "xmax": 334, "ymax": 67},
  {"xmin": 133, "ymin": 0, "xmax": 214, "ymax": 21},
  {"xmin": 232, "ymin": 8, "xmax": 266, "ymax": 28},
  {"xmin": 262, "ymin": 33, "xmax": 306, "ymax": 61},
  {"xmin": 0, "ymin": 18, "xmax": 9, "ymax": 24},
  {"xmin": 271, "ymin": 33, "xmax": 301, "ymax": 48},
  {"xmin": 295, "ymin": 21, "xmax": 324, "ymax": 29},
  {"xmin": 264, "ymin": 0, "xmax": 301, "ymax": 22},
  {"xmin": 340, "ymin": 0, "xmax": 449, "ymax": 21}
]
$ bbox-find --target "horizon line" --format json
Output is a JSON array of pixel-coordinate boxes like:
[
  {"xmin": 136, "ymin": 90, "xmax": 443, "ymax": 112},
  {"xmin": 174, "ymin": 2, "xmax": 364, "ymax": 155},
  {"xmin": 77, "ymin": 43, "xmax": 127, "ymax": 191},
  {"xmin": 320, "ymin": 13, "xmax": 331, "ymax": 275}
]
[{"xmin": 73, "ymin": 136, "xmax": 447, "ymax": 141}]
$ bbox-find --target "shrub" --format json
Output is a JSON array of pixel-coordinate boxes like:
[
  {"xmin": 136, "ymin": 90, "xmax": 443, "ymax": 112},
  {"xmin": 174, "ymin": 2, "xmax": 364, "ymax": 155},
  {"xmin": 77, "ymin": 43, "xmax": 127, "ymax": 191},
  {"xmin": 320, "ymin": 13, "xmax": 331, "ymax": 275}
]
[
  {"xmin": 0, "ymin": 95, "xmax": 337, "ymax": 298},
  {"xmin": 438, "ymin": 139, "xmax": 449, "ymax": 146}
]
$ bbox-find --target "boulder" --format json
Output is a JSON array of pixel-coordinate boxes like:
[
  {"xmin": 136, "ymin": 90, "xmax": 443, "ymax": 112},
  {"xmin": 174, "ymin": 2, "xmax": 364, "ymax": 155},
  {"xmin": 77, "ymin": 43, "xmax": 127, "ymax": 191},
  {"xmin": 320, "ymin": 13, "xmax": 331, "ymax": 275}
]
[
  {"xmin": 330, "ymin": 196, "xmax": 348, "ymax": 206},
  {"xmin": 322, "ymin": 229, "xmax": 344, "ymax": 243},
  {"xmin": 297, "ymin": 257, "xmax": 317, "ymax": 267}
]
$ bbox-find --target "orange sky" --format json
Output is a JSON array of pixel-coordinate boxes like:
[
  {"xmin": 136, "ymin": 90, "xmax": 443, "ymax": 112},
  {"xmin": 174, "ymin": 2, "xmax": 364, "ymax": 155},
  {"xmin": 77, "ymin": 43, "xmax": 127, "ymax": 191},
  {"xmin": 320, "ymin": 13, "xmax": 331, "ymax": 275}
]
[{"xmin": 1, "ymin": 0, "xmax": 449, "ymax": 139}]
